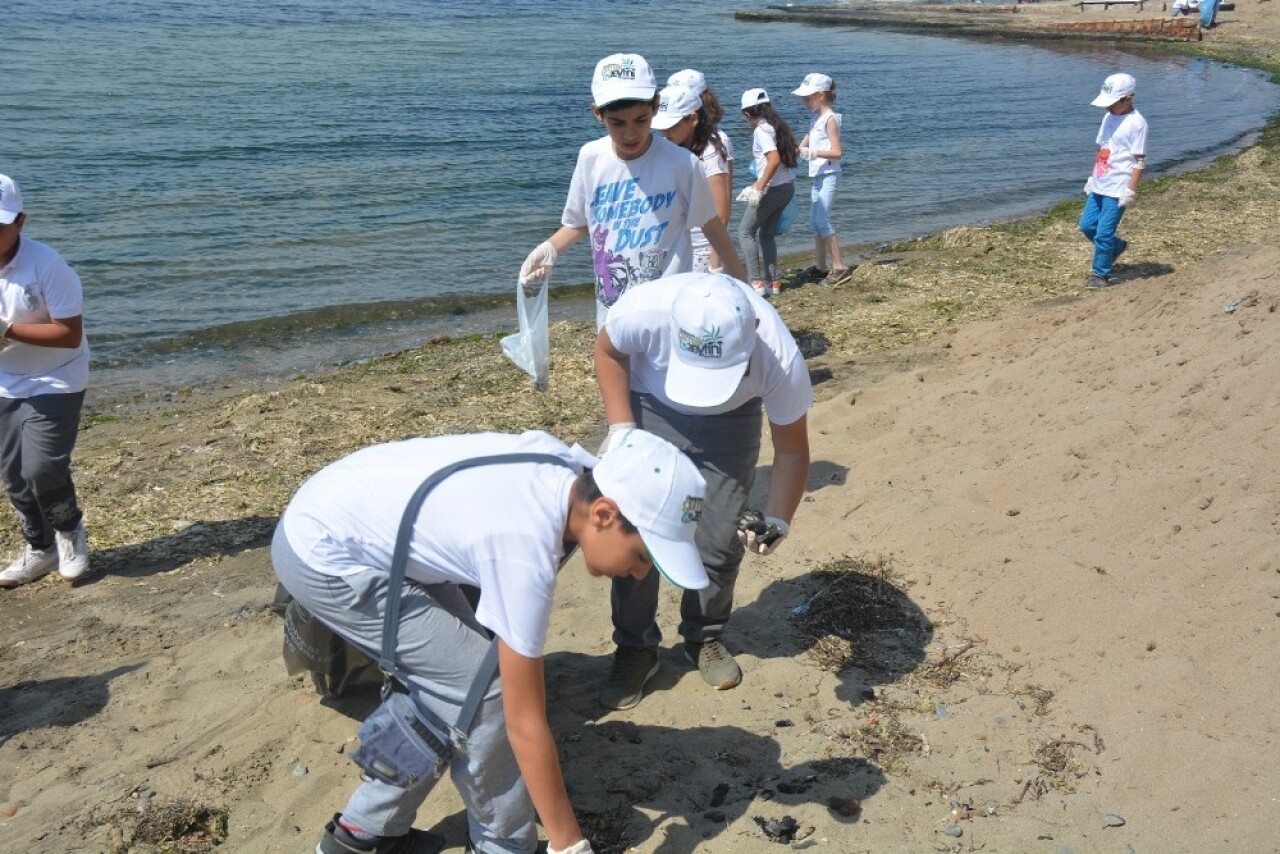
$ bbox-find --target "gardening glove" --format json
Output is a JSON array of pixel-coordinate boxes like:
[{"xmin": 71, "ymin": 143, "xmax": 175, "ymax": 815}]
[
  {"xmin": 736, "ymin": 186, "xmax": 763, "ymax": 207},
  {"xmin": 0, "ymin": 319, "xmax": 10, "ymax": 351},
  {"xmin": 1118, "ymin": 187, "xmax": 1136, "ymax": 208},
  {"xmin": 798, "ymin": 146, "xmax": 815, "ymax": 161},
  {"xmin": 519, "ymin": 240, "xmax": 558, "ymax": 288},
  {"xmin": 736, "ymin": 510, "xmax": 790, "ymax": 556},
  {"xmin": 597, "ymin": 422, "xmax": 636, "ymax": 456},
  {"xmin": 548, "ymin": 841, "xmax": 594, "ymax": 854}
]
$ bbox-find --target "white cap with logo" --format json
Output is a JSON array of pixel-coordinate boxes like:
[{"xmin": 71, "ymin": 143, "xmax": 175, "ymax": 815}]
[
  {"xmin": 792, "ymin": 73, "xmax": 833, "ymax": 97},
  {"xmin": 592, "ymin": 53, "xmax": 658, "ymax": 108},
  {"xmin": 664, "ymin": 273, "xmax": 756, "ymax": 409},
  {"xmin": 1091, "ymin": 73, "xmax": 1136, "ymax": 107},
  {"xmin": 668, "ymin": 68, "xmax": 708, "ymax": 96},
  {"xmin": 740, "ymin": 88, "xmax": 770, "ymax": 111},
  {"xmin": 0, "ymin": 174, "xmax": 23, "ymax": 226},
  {"xmin": 592, "ymin": 428, "xmax": 709, "ymax": 590},
  {"xmin": 651, "ymin": 85, "xmax": 703, "ymax": 131}
]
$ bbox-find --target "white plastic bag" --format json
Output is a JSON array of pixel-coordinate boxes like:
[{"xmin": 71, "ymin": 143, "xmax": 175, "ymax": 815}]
[{"xmin": 500, "ymin": 278, "xmax": 550, "ymax": 390}]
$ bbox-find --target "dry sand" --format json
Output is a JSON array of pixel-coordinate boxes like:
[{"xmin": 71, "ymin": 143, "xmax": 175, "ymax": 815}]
[{"xmin": 2, "ymin": 8, "xmax": 1280, "ymax": 854}]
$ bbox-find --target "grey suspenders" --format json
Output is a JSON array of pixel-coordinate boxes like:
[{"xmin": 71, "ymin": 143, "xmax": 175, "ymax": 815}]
[{"xmin": 379, "ymin": 452, "xmax": 577, "ymax": 741}]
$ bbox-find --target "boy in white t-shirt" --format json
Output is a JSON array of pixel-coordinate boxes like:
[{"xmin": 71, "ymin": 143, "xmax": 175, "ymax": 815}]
[
  {"xmin": 1080, "ymin": 73, "xmax": 1149, "ymax": 289},
  {"xmin": 519, "ymin": 53, "xmax": 747, "ymax": 327},
  {"xmin": 0, "ymin": 174, "xmax": 92, "ymax": 589},
  {"xmin": 593, "ymin": 271, "xmax": 812, "ymax": 709},
  {"xmin": 274, "ymin": 429, "xmax": 707, "ymax": 854}
]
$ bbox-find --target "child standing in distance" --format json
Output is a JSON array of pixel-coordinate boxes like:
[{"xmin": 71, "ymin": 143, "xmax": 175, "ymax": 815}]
[
  {"xmin": 1080, "ymin": 72, "xmax": 1147, "ymax": 290},
  {"xmin": 736, "ymin": 88, "xmax": 798, "ymax": 298},
  {"xmin": 651, "ymin": 85, "xmax": 732, "ymax": 275},
  {"xmin": 519, "ymin": 54, "xmax": 747, "ymax": 327},
  {"xmin": 793, "ymin": 73, "xmax": 846, "ymax": 286},
  {"xmin": 668, "ymin": 68, "xmax": 735, "ymax": 267}
]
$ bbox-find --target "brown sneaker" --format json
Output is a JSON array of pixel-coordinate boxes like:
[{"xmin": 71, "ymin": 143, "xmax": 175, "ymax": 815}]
[
  {"xmin": 599, "ymin": 645, "xmax": 659, "ymax": 710},
  {"xmin": 683, "ymin": 640, "xmax": 742, "ymax": 690}
]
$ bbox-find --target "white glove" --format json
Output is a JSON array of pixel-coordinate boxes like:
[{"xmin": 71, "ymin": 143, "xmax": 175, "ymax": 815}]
[
  {"xmin": 1118, "ymin": 188, "xmax": 1136, "ymax": 208},
  {"xmin": 1083, "ymin": 180, "xmax": 1091, "ymax": 195},
  {"xmin": 0, "ymin": 320, "xmax": 10, "ymax": 352},
  {"xmin": 598, "ymin": 422, "xmax": 636, "ymax": 456},
  {"xmin": 549, "ymin": 841, "xmax": 594, "ymax": 854},
  {"xmin": 735, "ymin": 186, "xmax": 763, "ymax": 207},
  {"xmin": 798, "ymin": 147, "xmax": 815, "ymax": 161},
  {"xmin": 736, "ymin": 510, "xmax": 789, "ymax": 556},
  {"xmin": 519, "ymin": 240, "xmax": 558, "ymax": 286}
]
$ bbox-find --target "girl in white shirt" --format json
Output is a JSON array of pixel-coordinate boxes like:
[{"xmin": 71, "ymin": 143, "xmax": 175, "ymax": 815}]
[
  {"xmin": 793, "ymin": 73, "xmax": 846, "ymax": 285},
  {"xmin": 737, "ymin": 88, "xmax": 799, "ymax": 297}
]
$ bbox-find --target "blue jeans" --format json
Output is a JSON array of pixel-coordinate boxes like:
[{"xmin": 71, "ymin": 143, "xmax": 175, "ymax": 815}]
[
  {"xmin": 1079, "ymin": 192, "xmax": 1125, "ymax": 279},
  {"xmin": 809, "ymin": 172, "xmax": 838, "ymax": 239},
  {"xmin": 272, "ymin": 527, "xmax": 537, "ymax": 853}
]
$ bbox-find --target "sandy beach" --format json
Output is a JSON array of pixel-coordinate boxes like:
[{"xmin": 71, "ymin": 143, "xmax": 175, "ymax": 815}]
[{"xmin": 2, "ymin": 4, "xmax": 1279, "ymax": 852}]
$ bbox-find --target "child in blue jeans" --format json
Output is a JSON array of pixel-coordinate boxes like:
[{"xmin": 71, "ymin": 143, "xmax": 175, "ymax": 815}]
[{"xmin": 1080, "ymin": 73, "xmax": 1148, "ymax": 289}]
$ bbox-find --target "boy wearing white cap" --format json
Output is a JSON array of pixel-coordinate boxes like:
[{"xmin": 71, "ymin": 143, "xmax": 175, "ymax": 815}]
[
  {"xmin": 0, "ymin": 174, "xmax": 91, "ymax": 589},
  {"xmin": 593, "ymin": 271, "xmax": 812, "ymax": 708},
  {"xmin": 274, "ymin": 428, "xmax": 707, "ymax": 854},
  {"xmin": 519, "ymin": 54, "xmax": 746, "ymax": 327},
  {"xmin": 1080, "ymin": 73, "xmax": 1148, "ymax": 289}
]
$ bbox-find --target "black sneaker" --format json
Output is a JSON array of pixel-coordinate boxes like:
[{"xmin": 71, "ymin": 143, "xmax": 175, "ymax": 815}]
[
  {"xmin": 1084, "ymin": 274, "xmax": 1113, "ymax": 290},
  {"xmin": 316, "ymin": 814, "xmax": 445, "ymax": 854},
  {"xmin": 598, "ymin": 645, "xmax": 659, "ymax": 710}
]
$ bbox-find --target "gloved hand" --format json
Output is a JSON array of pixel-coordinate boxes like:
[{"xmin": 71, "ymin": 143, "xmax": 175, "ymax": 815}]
[
  {"xmin": 519, "ymin": 240, "xmax": 558, "ymax": 286},
  {"xmin": 735, "ymin": 186, "xmax": 763, "ymax": 207},
  {"xmin": 735, "ymin": 510, "xmax": 789, "ymax": 555},
  {"xmin": 798, "ymin": 147, "xmax": 815, "ymax": 161},
  {"xmin": 598, "ymin": 422, "xmax": 636, "ymax": 456},
  {"xmin": 1118, "ymin": 187, "xmax": 1136, "ymax": 208},
  {"xmin": 548, "ymin": 840, "xmax": 594, "ymax": 854},
  {"xmin": 0, "ymin": 320, "xmax": 11, "ymax": 352},
  {"xmin": 1083, "ymin": 180, "xmax": 1091, "ymax": 195}
]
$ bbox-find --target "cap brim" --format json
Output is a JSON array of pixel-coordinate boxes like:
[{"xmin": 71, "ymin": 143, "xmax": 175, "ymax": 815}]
[
  {"xmin": 664, "ymin": 353, "xmax": 747, "ymax": 408},
  {"xmin": 792, "ymin": 86, "xmax": 819, "ymax": 96},
  {"xmin": 650, "ymin": 113, "xmax": 685, "ymax": 130},
  {"xmin": 644, "ymin": 532, "xmax": 708, "ymax": 590},
  {"xmin": 1091, "ymin": 93, "xmax": 1123, "ymax": 107},
  {"xmin": 0, "ymin": 211, "xmax": 18, "ymax": 225}
]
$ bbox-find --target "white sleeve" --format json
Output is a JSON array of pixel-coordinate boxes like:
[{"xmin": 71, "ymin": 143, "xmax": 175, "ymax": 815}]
[
  {"xmin": 561, "ymin": 145, "xmax": 592, "ymax": 228},
  {"xmin": 686, "ymin": 159, "xmax": 718, "ymax": 230},
  {"xmin": 39, "ymin": 253, "xmax": 84, "ymax": 320}
]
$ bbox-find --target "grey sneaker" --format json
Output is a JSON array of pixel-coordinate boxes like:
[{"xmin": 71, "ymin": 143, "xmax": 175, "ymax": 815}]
[
  {"xmin": 683, "ymin": 640, "xmax": 742, "ymax": 690},
  {"xmin": 1084, "ymin": 274, "xmax": 1113, "ymax": 290},
  {"xmin": 599, "ymin": 645, "xmax": 659, "ymax": 710},
  {"xmin": 0, "ymin": 545, "xmax": 58, "ymax": 589},
  {"xmin": 56, "ymin": 523, "xmax": 90, "ymax": 581}
]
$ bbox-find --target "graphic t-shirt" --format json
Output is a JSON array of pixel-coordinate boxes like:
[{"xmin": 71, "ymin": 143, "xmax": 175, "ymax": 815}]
[
  {"xmin": 563, "ymin": 135, "xmax": 718, "ymax": 327},
  {"xmin": 281, "ymin": 431, "xmax": 593, "ymax": 659},
  {"xmin": 1086, "ymin": 110, "xmax": 1148, "ymax": 198},
  {"xmin": 751, "ymin": 123, "xmax": 795, "ymax": 188},
  {"xmin": 0, "ymin": 237, "xmax": 90, "ymax": 398},
  {"xmin": 604, "ymin": 272, "xmax": 813, "ymax": 425}
]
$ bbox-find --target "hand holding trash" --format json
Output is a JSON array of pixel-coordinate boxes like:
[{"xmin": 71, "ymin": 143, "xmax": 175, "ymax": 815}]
[
  {"xmin": 736, "ymin": 186, "xmax": 763, "ymax": 207},
  {"xmin": 597, "ymin": 422, "xmax": 635, "ymax": 457},
  {"xmin": 519, "ymin": 240, "xmax": 558, "ymax": 290},
  {"xmin": 1118, "ymin": 187, "xmax": 1136, "ymax": 208},
  {"xmin": 736, "ymin": 509, "xmax": 789, "ymax": 555}
]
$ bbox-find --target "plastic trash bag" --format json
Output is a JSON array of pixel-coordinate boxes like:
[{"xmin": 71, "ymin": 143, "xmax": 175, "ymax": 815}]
[
  {"xmin": 275, "ymin": 583, "xmax": 382, "ymax": 700},
  {"xmin": 775, "ymin": 192, "xmax": 798, "ymax": 236},
  {"xmin": 501, "ymin": 277, "xmax": 550, "ymax": 390}
]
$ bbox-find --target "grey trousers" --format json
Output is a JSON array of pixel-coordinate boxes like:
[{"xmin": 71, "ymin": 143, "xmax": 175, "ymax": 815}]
[
  {"xmin": 0, "ymin": 391, "xmax": 85, "ymax": 549},
  {"xmin": 738, "ymin": 181, "xmax": 795, "ymax": 283},
  {"xmin": 611, "ymin": 393, "xmax": 763, "ymax": 648},
  {"xmin": 271, "ymin": 527, "xmax": 537, "ymax": 853}
]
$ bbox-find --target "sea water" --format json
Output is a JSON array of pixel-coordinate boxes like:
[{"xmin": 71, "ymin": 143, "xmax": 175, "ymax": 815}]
[{"xmin": 6, "ymin": 0, "xmax": 1278, "ymax": 398}]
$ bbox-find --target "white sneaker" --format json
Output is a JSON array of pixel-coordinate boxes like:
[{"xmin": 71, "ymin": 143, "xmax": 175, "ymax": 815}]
[
  {"xmin": 56, "ymin": 523, "xmax": 90, "ymax": 581},
  {"xmin": 0, "ymin": 545, "xmax": 58, "ymax": 588}
]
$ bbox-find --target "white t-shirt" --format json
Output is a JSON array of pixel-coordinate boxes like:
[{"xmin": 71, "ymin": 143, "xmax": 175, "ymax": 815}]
[
  {"xmin": 1086, "ymin": 110, "xmax": 1148, "ymax": 198},
  {"xmin": 280, "ymin": 431, "xmax": 594, "ymax": 659},
  {"xmin": 604, "ymin": 272, "xmax": 813, "ymax": 425},
  {"xmin": 807, "ymin": 110, "xmax": 843, "ymax": 178},
  {"xmin": 0, "ymin": 237, "xmax": 90, "ymax": 398},
  {"xmin": 751, "ymin": 123, "xmax": 795, "ymax": 188},
  {"xmin": 563, "ymin": 135, "xmax": 718, "ymax": 327},
  {"xmin": 690, "ymin": 135, "xmax": 732, "ymax": 268}
]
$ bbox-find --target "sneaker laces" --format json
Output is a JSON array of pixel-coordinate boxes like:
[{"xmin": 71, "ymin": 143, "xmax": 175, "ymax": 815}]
[
  {"xmin": 699, "ymin": 641, "xmax": 730, "ymax": 665},
  {"xmin": 609, "ymin": 646, "xmax": 647, "ymax": 678}
]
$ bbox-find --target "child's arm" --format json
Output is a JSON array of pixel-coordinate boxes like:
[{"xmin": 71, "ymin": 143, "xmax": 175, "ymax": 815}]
[
  {"xmin": 752, "ymin": 150, "xmax": 782, "ymax": 193},
  {"xmin": 520, "ymin": 226, "xmax": 588, "ymax": 285},
  {"xmin": 498, "ymin": 639, "xmax": 588, "ymax": 851},
  {"xmin": 699, "ymin": 217, "xmax": 748, "ymax": 282},
  {"xmin": 706, "ymin": 172, "xmax": 732, "ymax": 270},
  {"xmin": 763, "ymin": 414, "xmax": 810, "ymax": 526},
  {"xmin": 816, "ymin": 115, "xmax": 842, "ymax": 160},
  {"xmin": 594, "ymin": 328, "xmax": 636, "ymax": 427}
]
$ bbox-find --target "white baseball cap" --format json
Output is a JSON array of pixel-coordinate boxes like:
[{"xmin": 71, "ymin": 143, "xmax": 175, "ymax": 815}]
[
  {"xmin": 0, "ymin": 174, "xmax": 23, "ymax": 226},
  {"xmin": 668, "ymin": 68, "xmax": 708, "ymax": 96},
  {"xmin": 592, "ymin": 53, "xmax": 658, "ymax": 108},
  {"xmin": 792, "ymin": 73, "xmax": 833, "ymax": 96},
  {"xmin": 1091, "ymin": 73, "xmax": 1136, "ymax": 107},
  {"xmin": 664, "ymin": 273, "xmax": 757, "ymax": 408},
  {"xmin": 740, "ymin": 88, "xmax": 770, "ymax": 111},
  {"xmin": 651, "ymin": 85, "xmax": 703, "ymax": 131},
  {"xmin": 592, "ymin": 428, "xmax": 709, "ymax": 590}
]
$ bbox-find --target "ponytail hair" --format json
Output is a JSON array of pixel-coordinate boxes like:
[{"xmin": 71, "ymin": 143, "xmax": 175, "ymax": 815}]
[
  {"xmin": 744, "ymin": 104, "xmax": 799, "ymax": 169},
  {"xmin": 685, "ymin": 107, "xmax": 728, "ymax": 163}
]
